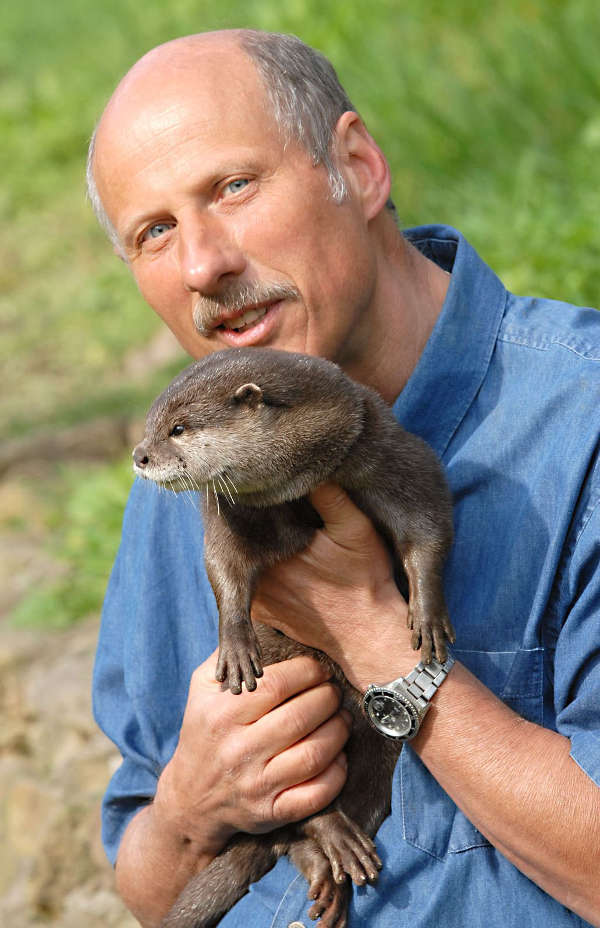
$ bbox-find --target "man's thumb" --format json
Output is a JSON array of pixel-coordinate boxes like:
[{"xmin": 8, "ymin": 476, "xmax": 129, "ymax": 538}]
[{"xmin": 309, "ymin": 483, "xmax": 368, "ymax": 546}]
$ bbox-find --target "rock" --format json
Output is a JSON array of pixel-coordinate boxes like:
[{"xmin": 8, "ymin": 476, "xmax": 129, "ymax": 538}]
[
  {"xmin": 62, "ymin": 885, "xmax": 140, "ymax": 928},
  {"xmin": 0, "ymin": 480, "xmax": 61, "ymax": 617},
  {"xmin": 0, "ymin": 616, "xmax": 137, "ymax": 927}
]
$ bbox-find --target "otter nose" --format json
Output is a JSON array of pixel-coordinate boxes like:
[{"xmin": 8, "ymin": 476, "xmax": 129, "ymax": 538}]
[{"xmin": 133, "ymin": 444, "xmax": 150, "ymax": 468}]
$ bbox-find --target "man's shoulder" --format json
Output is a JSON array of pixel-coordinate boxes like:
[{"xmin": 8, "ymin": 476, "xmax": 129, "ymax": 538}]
[{"xmin": 499, "ymin": 292, "xmax": 600, "ymax": 364}]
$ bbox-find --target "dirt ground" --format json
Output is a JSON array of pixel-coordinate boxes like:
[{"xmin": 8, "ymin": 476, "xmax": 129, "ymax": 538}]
[{"xmin": 0, "ymin": 615, "xmax": 138, "ymax": 927}]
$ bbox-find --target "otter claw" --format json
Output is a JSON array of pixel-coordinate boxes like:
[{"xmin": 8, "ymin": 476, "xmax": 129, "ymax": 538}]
[{"xmin": 216, "ymin": 629, "xmax": 264, "ymax": 693}]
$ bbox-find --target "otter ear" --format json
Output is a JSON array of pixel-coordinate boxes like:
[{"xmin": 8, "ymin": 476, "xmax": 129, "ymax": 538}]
[{"xmin": 234, "ymin": 382, "xmax": 263, "ymax": 408}]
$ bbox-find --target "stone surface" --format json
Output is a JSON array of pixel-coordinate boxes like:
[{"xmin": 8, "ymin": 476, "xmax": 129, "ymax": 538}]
[{"xmin": 0, "ymin": 617, "xmax": 139, "ymax": 926}]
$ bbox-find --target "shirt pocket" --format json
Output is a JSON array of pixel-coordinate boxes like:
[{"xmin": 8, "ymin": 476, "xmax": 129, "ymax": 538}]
[{"xmin": 399, "ymin": 647, "xmax": 544, "ymax": 860}]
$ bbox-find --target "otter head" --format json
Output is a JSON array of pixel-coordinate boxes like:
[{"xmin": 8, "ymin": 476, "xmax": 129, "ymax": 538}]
[
  {"xmin": 132, "ymin": 348, "xmax": 365, "ymax": 505},
  {"xmin": 132, "ymin": 374, "xmax": 268, "ymax": 493}
]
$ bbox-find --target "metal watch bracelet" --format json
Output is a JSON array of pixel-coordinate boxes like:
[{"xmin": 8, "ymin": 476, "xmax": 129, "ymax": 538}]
[{"xmin": 400, "ymin": 653, "xmax": 455, "ymax": 710}]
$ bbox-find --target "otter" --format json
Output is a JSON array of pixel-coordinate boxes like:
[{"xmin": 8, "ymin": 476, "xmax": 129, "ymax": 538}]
[{"xmin": 133, "ymin": 347, "xmax": 454, "ymax": 928}]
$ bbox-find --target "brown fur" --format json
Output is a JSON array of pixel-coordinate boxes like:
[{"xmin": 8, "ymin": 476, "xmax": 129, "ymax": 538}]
[{"xmin": 133, "ymin": 347, "xmax": 454, "ymax": 928}]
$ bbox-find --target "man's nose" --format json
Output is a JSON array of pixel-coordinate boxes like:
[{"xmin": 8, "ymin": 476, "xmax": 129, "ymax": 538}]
[{"xmin": 179, "ymin": 215, "xmax": 246, "ymax": 293}]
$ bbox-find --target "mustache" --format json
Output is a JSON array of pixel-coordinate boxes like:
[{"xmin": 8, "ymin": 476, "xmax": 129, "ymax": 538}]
[{"xmin": 193, "ymin": 281, "xmax": 300, "ymax": 336}]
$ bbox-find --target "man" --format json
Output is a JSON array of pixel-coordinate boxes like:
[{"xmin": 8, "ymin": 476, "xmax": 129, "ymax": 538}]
[{"xmin": 90, "ymin": 29, "xmax": 600, "ymax": 928}]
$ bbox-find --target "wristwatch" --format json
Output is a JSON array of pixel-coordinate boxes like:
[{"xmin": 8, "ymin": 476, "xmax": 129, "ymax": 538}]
[{"xmin": 363, "ymin": 654, "xmax": 455, "ymax": 741}]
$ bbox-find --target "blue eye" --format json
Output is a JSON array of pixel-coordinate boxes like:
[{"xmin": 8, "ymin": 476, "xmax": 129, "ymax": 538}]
[
  {"xmin": 225, "ymin": 179, "xmax": 249, "ymax": 195},
  {"xmin": 143, "ymin": 222, "xmax": 173, "ymax": 241}
]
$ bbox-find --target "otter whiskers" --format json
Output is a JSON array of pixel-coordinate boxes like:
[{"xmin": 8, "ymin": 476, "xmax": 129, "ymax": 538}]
[
  {"xmin": 217, "ymin": 472, "xmax": 238, "ymax": 507},
  {"xmin": 211, "ymin": 479, "xmax": 220, "ymax": 516}
]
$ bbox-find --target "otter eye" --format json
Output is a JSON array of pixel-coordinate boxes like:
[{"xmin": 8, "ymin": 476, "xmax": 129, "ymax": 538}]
[{"xmin": 170, "ymin": 424, "xmax": 185, "ymax": 437}]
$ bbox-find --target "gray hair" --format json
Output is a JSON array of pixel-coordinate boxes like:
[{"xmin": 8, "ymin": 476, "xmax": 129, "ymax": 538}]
[
  {"xmin": 86, "ymin": 30, "xmax": 393, "ymax": 252},
  {"xmin": 86, "ymin": 132, "xmax": 121, "ymax": 252},
  {"xmin": 240, "ymin": 30, "xmax": 355, "ymax": 202}
]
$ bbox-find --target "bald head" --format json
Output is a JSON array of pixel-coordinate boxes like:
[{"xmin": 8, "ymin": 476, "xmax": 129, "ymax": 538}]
[
  {"xmin": 87, "ymin": 30, "xmax": 356, "ymax": 250},
  {"xmin": 98, "ymin": 31, "xmax": 252, "ymax": 135}
]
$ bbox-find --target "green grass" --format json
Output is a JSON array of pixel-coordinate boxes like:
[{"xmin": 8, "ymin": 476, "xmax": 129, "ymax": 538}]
[
  {"xmin": 3, "ymin": 0, "xmax": 600, "ymax": 627},
  {"xmin": 10, "ymin": 456, "xmax": 136, "ymax": 628}
]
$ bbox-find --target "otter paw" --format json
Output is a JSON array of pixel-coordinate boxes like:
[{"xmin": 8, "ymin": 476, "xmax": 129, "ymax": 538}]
[
  {"xmin": 407, "ymin": 606, "xmax": 455, "ymax": 664},
  {"xmin": 307, "ymin": 869, "xmax": 350, "ymax": 928},
  {"xmin": 215, "ymin": 625, "xmax": 263, "ymax": 694},
  {"xmin": 305, "ymin": 811, "xmax": 381, "ymax": 888}
]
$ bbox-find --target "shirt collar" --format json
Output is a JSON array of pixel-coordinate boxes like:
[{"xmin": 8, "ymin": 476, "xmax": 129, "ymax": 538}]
[{"xmin": 392, "ymin": 224, "xmax": 507, "ymax": 459}]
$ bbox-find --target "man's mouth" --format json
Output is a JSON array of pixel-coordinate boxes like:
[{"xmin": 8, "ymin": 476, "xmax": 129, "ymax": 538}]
[
  {"xmin": 193, "ymin": 281, "xmax": 300, "ymax": 338},
  {"xmin": 218, "ymin": 305, "xmax": 269, "ymax": 333}
]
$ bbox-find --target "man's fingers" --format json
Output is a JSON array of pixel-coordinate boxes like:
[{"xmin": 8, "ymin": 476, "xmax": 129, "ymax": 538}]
[
  {"xmin": 191, "ymin": 653, "xmax": 335, "ymax": 725},
  {"xmin": 259, "ymin": 680, "xmax": 343, "ymax": 750},
  {"xmin": 272, "ymin": 751, "xmax": 349, "ymax": 823},
  {"xmin": 309, "ymin": 482, "xmax": 372, "ymax": 547},
  {"xmin": 264, "ymin": 708, "xmax": 351, "ymax": 790}
]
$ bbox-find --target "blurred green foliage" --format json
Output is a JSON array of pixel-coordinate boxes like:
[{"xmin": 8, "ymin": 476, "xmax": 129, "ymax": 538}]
[
  {"xmin": 2, "ymin": 0, "xmax": 600, "ymax": 626},
  {"xmin": 10, "ymin": 457, "xmax": 134, "ymax": 628}
]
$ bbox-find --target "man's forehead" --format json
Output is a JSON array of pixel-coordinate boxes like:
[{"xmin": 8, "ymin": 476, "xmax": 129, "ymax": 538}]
[
  {"xmin": 92, "ymin": 36, "xmax": 283, "ymax": 217},
  {"xmin": 98, "ymin": 37, "xmax": 266, "ymax": 141},
  {"xmin": 111, "ymin": 32, "xmax": 251, "ymax": 90}
]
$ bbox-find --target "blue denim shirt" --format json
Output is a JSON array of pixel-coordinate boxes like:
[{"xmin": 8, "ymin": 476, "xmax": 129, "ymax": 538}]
[{"xmin": 93, "ymin": 225, "xmax": 600, "ymax": 927}]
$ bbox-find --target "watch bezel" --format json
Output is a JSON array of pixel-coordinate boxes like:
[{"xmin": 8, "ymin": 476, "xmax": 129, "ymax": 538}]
[{"xmin": 363, "ymin": 685, "xmax": 421, "ymax": 740}]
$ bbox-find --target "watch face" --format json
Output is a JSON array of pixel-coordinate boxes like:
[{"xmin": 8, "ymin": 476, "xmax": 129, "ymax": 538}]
[{"xmin": 365, "ymin": 690, "xmax": 415, "ymax": 738}]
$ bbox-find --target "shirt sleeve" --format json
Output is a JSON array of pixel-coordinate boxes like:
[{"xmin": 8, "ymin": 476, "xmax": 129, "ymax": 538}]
[
  {"xmin": 92, "ymin": 479, "xmax": 218, "ymax": 864},
  {"xmin": 552, "ymin": 489, "xmax": 600, "ymax": 787}
]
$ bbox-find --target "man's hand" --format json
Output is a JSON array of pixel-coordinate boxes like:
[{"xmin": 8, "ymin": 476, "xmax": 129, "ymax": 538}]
[
  {"xmin": 115, "ymin": 649, "xmax": 351, "ymax": 927},
  {"xmin": 253, "ymin": 483, "xmax": 417, "ymax": 691},
  {"xmin": 155, "ymin": 649, "xmax": 351, "ymax": 847}
]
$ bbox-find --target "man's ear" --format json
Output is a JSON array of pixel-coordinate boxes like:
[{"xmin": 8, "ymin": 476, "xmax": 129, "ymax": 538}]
[
  {"xmin": 234, "ymin": 382, "xmax": 263, "ymax": 408},
  {"xmin": 332, "ymin": 112, "xmax": 391, "ymax": 220}
]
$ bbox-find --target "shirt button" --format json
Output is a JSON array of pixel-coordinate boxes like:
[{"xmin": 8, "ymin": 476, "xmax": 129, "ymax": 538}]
[{"xmin": 287, "ymin": 923, "xmax": 306, "ymax": 928}]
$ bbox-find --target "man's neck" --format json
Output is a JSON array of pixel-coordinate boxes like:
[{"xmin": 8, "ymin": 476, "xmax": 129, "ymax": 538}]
[{"xmin": 344, "ymin": 234, "xmax": 450, "ymax": 405}]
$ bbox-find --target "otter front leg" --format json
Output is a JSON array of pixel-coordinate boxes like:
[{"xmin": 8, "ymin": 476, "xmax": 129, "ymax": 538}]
[
  {"xmin": 216, "ymin": 606, "xmax": 263, "ymax": 694},
  {"xmin": 205, "ymin": 553, "xmax": 263, "ymax": 695},
  {"xmin": 344, "ymin": 484, "xmax": 454, "ymax": 665},
  {"xmin": 402, "ymin": 544, "xmax": 455, "ymax": 663}
]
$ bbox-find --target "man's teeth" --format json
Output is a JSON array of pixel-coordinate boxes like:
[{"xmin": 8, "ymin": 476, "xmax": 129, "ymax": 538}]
[{"xmin": 222, "ymin": 306, "xmax": 268, "ymax": 332}]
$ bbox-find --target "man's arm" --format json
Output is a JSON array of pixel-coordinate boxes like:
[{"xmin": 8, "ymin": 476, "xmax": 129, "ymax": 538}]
[
  {"xmin": 252, "ymin": 484, "xmax": 600, "ymax": 927},
  {"xmin": 115, "ymin": 651, "xmax": 352, "ymax": 928},
  {"xmin": 411, "ymin": 662, "xmax": 600, "ymax": 925}
]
